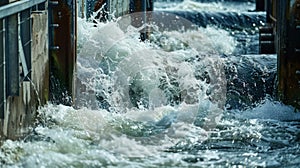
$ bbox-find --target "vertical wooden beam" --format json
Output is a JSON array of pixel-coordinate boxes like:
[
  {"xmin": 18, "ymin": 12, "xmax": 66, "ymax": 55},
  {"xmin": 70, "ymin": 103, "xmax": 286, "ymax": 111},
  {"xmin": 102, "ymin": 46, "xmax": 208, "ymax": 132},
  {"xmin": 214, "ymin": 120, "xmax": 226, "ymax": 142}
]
[
  {"xmin": 5, "ymin": 14, "xmax": 19, "ymax": 96},
  {"xmin": 258, "ymin": 0, "xmax": 276, "ymax": 54},
  {"xmin": 0, "ymin": 0, "xmax": 8, "ymax": 119},
  {"xmin": 277, "ymin": 0, "xmax": 300, "ymax": 109},
  {"xmin": 49, "ymin": 0, "xmax": 77, "ymax": 105},
  {"xmin": 265, "ymin": 0, "xmax": 272, "ymax": 23},
  {"xmin": 0, "ymin": 2, "xmax": 6, "ymax": 120},
  {"xmin": 0, "ymin": 19, "xmax": 4, "ymax": 119}
]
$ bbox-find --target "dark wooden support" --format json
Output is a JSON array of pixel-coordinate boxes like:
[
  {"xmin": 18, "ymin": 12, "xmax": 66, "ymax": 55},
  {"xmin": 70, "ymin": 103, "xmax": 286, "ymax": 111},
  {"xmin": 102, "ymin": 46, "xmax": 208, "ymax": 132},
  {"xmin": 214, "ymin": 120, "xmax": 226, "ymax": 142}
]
[
  {"xmin": 265, "ymin": 0, "xmax": 273, "ymax": 23},
  {"xmin": 277, "ymin": 0, "xmax": 300, "ymax": 109},
  {"xmin": 0, "ymin": 19, "xmax": 4, "ymax": 119},
  {"xmin": 256, "ymin": 0, "xmax": 265, "ymax": 11},
  {"xmin": 259, "ymin": 0, "xmax": 276, "ymax": 54},
  {"xmin": 0, "ymin": 1, "xmax": 9, "ymax": 6},
  {"xmin": 49, "ymin": 0, "xmax": 77, "ymax": 105},
  {"xmin": 5, "ymin": 14, "xmax": 19, "ymax": 96},
  {"xmin": 0, "ymin": 0, "xmax": 7, "ymax": 119},
  {"xmin": 259, "ymin": 25, "xmax": 275, "ymax": 54}
]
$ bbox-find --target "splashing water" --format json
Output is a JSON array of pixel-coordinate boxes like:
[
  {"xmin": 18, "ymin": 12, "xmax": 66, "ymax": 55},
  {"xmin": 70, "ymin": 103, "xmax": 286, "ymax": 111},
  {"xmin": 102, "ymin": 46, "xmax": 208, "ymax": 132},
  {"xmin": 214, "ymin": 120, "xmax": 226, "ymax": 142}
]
[
  {"xmin": 155, "ymin": 0, "xmax": 256, "ymax": 13},
  {"xmin": 1, "ymin": 1, "xmax": 300, "ymax": 167}
]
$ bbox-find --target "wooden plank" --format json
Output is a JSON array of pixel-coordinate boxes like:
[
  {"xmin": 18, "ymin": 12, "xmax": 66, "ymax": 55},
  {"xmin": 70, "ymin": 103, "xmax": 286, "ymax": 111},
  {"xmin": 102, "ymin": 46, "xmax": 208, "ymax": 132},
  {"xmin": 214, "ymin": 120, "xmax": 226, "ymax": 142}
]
[
  {"xmin": 49, "ymin": 0, "xmax": 77, "ymax": 105},
  {"xmin": 277, "ymin": 0, "xmax": 300, "ymax": 109},
  {"xmin": 0, "ymin": 19, "xmax": 4, "ymax": 119},
  {"xmin": 5, "ymin": 14, "xmax": 19, "ymax": 96}
]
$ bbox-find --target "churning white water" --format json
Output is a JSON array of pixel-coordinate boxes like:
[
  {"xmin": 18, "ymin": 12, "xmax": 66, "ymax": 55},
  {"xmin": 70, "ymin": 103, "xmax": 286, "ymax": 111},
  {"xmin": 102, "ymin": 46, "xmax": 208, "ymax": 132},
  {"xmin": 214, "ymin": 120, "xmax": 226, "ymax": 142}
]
[
  {"xmin": 154, "ymin": 0, "xmax": 255, "ymax": 13},
  {"xmin": 1, "ymin": 1, "xmax": 300, "ymax": 167}
]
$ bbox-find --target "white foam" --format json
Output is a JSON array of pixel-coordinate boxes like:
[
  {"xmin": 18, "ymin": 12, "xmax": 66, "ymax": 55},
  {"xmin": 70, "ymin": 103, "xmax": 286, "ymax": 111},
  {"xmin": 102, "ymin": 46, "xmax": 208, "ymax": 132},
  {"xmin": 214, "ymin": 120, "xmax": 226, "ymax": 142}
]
[
  {"xmin": 236, "ymin": 99, "xmax": 300, "ymax": 121},
  {"xmin": 155, "ymin": 0, "xmax": 255, "ymax": 12}
]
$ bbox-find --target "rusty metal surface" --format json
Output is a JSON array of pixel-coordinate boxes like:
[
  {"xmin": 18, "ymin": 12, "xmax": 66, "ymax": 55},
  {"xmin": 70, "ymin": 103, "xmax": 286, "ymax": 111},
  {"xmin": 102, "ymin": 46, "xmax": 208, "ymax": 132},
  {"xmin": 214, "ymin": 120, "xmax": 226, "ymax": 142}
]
[{"xmin": 49, "ymin": 0, "xmax": 77, "ymax": 105}]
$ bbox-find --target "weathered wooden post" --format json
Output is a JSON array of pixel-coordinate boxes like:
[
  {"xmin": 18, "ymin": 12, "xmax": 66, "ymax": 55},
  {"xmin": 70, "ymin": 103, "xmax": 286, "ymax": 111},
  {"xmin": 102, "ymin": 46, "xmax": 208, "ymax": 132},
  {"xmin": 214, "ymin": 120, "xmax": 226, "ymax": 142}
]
[
  {"xmin": 277, "ymin": 0, "xmax": 300, "ymax": 109},
  {"xmin": 0, "ymin": 0, "xmax": 49, "ymax": 139},
  {"xmin": 6, "ymin": 5, "xmax": 19, "ymax": 97},
  {"xmin": 0, "ymin": 1, "xmax": 7, "ymax": 122},
  {"xmin": 48, "ymin": 0, "xmax": 77, "ymax": 105}
]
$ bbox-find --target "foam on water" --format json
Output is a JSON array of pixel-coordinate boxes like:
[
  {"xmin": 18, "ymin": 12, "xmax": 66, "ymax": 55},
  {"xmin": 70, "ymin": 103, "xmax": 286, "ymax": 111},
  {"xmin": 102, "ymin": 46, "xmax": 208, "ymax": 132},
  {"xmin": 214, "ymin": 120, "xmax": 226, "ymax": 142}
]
[
  {"xmin": 155, "ymin": 0, "xmax": 255, "ymax": 12},
  {"xmin": 0, "ymin": 103, "xmax": 212, "ymax": 167},
  {"xmin": 1, "ymin": 2, "xmax": 300, "ymax": 167},
  {"xmin": 235, "ymin": 99, "xmax": 300, "ymax": 121},
  {"xmin": 1, "ymin": 14, "xmax": 229, "ymax": 167},
  {"xmin": 76, "ymin": 15, "xmax": 231, "ymax": 113}
]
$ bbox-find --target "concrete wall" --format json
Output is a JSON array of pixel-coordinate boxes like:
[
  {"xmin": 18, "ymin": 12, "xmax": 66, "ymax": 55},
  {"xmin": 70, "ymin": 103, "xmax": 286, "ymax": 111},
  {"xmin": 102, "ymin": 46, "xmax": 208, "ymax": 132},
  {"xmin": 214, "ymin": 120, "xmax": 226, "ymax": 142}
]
[{"xmin": 0, "ymin": 12, "xmax": 49, "ymax": 140}]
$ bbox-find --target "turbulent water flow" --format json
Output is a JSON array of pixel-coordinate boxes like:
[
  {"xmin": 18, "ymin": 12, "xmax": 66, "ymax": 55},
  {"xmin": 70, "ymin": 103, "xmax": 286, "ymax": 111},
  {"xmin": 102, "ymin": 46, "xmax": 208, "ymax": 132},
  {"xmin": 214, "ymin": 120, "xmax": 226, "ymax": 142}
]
[{"xmin": 1, "ymin": 1, "xmax": 300, "ymax": 167}]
